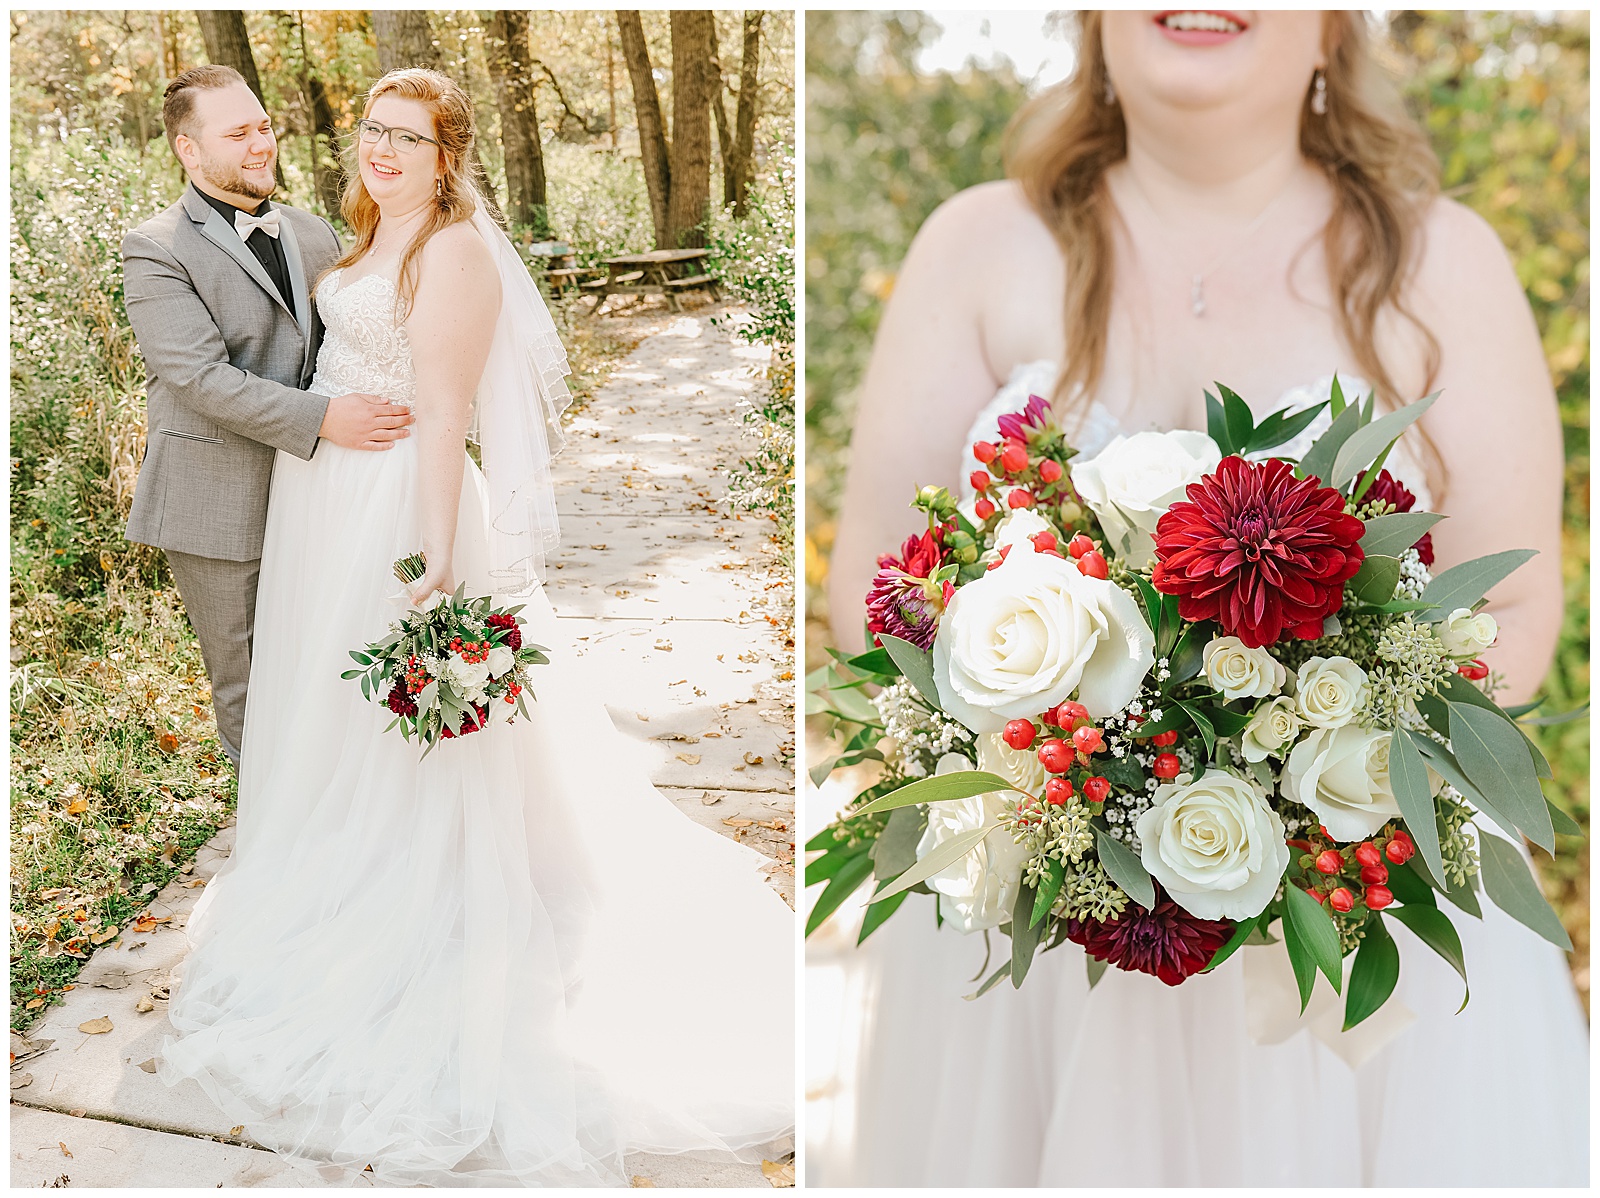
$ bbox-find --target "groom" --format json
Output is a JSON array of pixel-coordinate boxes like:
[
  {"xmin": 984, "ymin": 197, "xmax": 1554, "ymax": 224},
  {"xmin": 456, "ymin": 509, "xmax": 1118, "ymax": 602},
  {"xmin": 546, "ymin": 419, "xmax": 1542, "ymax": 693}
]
[{"xmin": 123, "ymin": 65, "xmax": 413, "ymax": 766}]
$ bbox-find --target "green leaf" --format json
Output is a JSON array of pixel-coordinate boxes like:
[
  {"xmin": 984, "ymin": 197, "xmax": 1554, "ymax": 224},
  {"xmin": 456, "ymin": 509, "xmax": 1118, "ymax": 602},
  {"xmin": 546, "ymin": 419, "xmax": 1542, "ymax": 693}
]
[
  {"xmin": 1417, "ymin": 549, "xmax": 1538, "ymax": 621},
  {"xmin": 1284, "ymin": 880, "xmax": 1343, "ymax": 995},
  {"xmin": 1546, "ymin": 798, "xmax": 1584, "ymax": 838},
  {"xmin": 1010, "ymin": 880, "xmax": 1045, "ymax": 987},
  {"xmin": 1383, "ymin": 857, "xmax": 1436, "ymax": 906},
  {"xmin": 1217, "ymin": 383, "xmax": 1255, "ymax": 456},
  {"xmin": 873, "ymin": 823, "xmax": 993, "ymax": 903},
  {"xmin": 1343, "ymin": 914, "xmax": 1400, "ymax": 1029},
  {"xmin": 1283, "ymin": 915, "xmax": 1318, "ymax": 1012},
  {"xmin": 1518, "ymin": 701, "xmax": 1590, "ymax": 726},
  {"xmin": 857, "ymin": 883, "xmax": 909, "ymax": 945},
  {"xmin": 808, "ymin": 756, "xmax": 841, "ymax": 788},
  {"xmin": 1357, "ymin": 512, "xmax": 1446, "ymax": 559},
  {"xmin": 1093, "ymin": 823, "xmax": 1155, "ymax": 910},
  {"xmin": 1437, "ymin": 675, "xmax": 1551, "ymax": 780},
  {"xmin": 804, "ymin": 851, "xmax": 875, "ymax": 936},
  {"xmin": 1031, "ymin": 857, "xmax": 1066, "ymax": 928},
  {"xmin": 871, "ymin": 806, "xmax": 928, "ymax": 880},
  {"xmin": 1167, "ymin": 622, "xmax": 1209, "ymax": 687},
  {"xmin": 805, "ymin": 843, "xmax": 867, "ymax": 887},
  {"xmin": 1297, "ymin": 398, "xmax": 1366, "ymax": 485},
  {"xmin": 1390, "ymin": 730, "xmax": 1447, "ymax": 887},
  {"xmin": 1348, "ymin": 555, "xmax": 1402, "ymax": 605},
  {"xmin": 1387, "ymin": 904, "xmax": 1469, "ymax": 1012},
  {"xmin": 1245, "ymin": 400, "xmax": 1329, "ymax": 455},
  {"xmin": 877, "ymin": 634, "xmax": 941, "ymax": 708},
  {"xmin": 1175, "ymin": 700, "xmax": 1216, "ymax": 762},
  {"xmin": 1478, "ymin": 831, "xmax": 1573, "ymax": 951},
  {"xmin": 1086, "ymin": 954, "xmax": 1108, "ymax": 989},
  {"xmin": 1330, "ymin": 391, "xmax": 1440, "ymax": 490},
  {"xmin": 1203, "ymin": 912, "xmax": 1262, "ymax": 974},
  {"xmin": 1200, "ymin": 705, "xmax": 1253, "ymax": 739},
  {"xmin": 1130, "ymin": 572, "xmax": 1163, "ymax": 632},
  {"xmin": 1408, "ymin": 734, "xmax": 1524, "ymax": 846},
  {"xmin": 340, "ymin": 669, "xmax": 364, "ymax": 680},
  {"xmin": 963, "ymin": 961, "xmax": 1011, "ymax": 1001},
  {"xmin": 852, "ymin": 769, "xmax": 1014, "ymax": 817},
  {"xmin": 1098, "ymin": 754, "xmax": 1148, "ymax": 793},
  {"xmin": 843, "ymin": 646, "xmax": 897, "ymax": 677},
  {"xmin": 1448, "ymin": 702, "xmax": 1554, "ymax": 852},
  {"xmin": 1328, "ymin": 373, "xmax": 1347, "ymax": 418},
  {"xmin": 1205, "ymin": 389, "xmax": 1229, "ymax": 452}
]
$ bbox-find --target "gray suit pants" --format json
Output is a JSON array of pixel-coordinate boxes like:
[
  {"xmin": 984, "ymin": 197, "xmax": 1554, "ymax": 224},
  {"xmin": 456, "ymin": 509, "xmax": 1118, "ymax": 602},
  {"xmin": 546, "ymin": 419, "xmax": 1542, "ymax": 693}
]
[{"xmin": 164, "ymin": 549, "xmax": 260, "ymax": 766}]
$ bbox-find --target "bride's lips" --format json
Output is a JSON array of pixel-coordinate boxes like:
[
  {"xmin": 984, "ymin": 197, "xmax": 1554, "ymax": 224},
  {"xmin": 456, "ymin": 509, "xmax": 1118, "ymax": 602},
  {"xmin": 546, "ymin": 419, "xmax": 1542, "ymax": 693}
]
[
  {"xmin": 1153, "ymin": 10, "xmax": 1249, "ymax": 46},
  {"xmin": 369, "ymin": 162, "xmax": 403, "ymax": 180}
]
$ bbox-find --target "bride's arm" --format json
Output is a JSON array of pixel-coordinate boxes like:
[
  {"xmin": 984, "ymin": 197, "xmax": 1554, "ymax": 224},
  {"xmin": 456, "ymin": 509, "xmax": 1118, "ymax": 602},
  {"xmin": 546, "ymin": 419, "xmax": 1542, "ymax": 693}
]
[
  {"xmin": 1407, "ymin": 198, "xmax": 1565, "ymax": 707},
  {"xmin": 404, "ymin": 222, "xmax": 504, "ymax": 601}
]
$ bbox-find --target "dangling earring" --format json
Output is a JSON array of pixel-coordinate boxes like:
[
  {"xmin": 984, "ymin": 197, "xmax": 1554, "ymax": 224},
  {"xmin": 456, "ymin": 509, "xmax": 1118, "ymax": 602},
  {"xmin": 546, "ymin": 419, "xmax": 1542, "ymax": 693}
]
[
  {"xmin": 436, "ymin": 177, "xmax": 444, "ymax": 198},
  {"xmin": 1311, "ymin": 69, "xmax": 1328, "ymax": 116},
  {"xmin": 1103, "ymin": 72, "xmax": 1117, "ymax": 106}
]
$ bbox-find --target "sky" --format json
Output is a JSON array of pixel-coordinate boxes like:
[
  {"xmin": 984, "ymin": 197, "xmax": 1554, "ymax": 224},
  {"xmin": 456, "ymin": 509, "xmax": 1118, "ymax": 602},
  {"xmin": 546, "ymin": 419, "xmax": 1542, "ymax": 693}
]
[{"xmin": 915, "ymin": 10, "xmax": 1079, "ymax": 88}]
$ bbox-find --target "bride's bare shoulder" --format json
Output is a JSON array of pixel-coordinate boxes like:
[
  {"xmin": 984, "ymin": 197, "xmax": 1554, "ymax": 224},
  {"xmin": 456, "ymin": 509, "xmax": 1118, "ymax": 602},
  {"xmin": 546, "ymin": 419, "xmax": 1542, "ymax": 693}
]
[
  {"xmin": 412, "ymin": 219, "xmax": 501, "ymax": 314},
  {"xmin": 1410, "ymin": 194, "xmax": 1523, "ymax": 313},
  {"xmin": 913, "ymin": 179, "xmax": 1058, "ymax": 260}
]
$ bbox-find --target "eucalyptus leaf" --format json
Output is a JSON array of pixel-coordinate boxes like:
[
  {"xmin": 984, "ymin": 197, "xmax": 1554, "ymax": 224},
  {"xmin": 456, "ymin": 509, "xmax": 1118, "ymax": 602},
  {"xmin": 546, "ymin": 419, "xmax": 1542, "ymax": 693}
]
[
  {"xmin": 1386, "ymin": 904, "xmax": 1469, "ymax": 1012},
  {"xmin": 1437, "ymin": 674, "xmax": 1550, "ymax": 778},
  {"xmin": 1357, "ymin": 511, "xmax": 1445, "ymax": 559},
  {"xmin": 1546, "ymin": 798, "xmax": 1584, "ymax": 838},
  {"xmin": 1478, "ymin": 831, "xmax": 1573, "ymax": 951},
  {"xmin": 873, "ymin": 823, "xmax": 994, "ymax": 903},
  {"xmin": 1031, "ymin": 858, "xmax": 1066, "ymax": 929},
  {"xmin": 1518, "ymin": 702, "xmax": 1590, "ymax": 726},
  {"xmin": 1390, "ymin": 730, "xmax": 1447, "ymax": 888},
  {"xmin": 1330, "ymin": 391, "xmax": 1440, "ymax": 490},
  {"xmin": 1448, "ymin": 702, "xmax": 1554, "ymax": 851},
  {"xmin": 808, "ymin": 756, "xmax": 842, "ymax": 788},
  {"xmin": 804, "ymin": 852, "xmax": 875, "ymax": 936},
  {"xmin": 1343, "ymin": 914, "xmax": 1400, "ymax": 1029},
  {"xmin": 1093, "ymin": 823, "xmax": 1155, "ymax": 910},
  {"xmin": 853, "ymin": 770, "xmax": 1015, "ymax": 818},
  {"xmin": 872, "ymin": 806, "xmax": 928, "ymax": 880},
  {"xmin": 1298, "ymin": 398, "xmax": 1366, "ymax": 485},
  {"xmin": 878, "ymin": 634, "xmax": 941, "ymax": 708},
  {"xmin": 1383, "ymin": 857, "xmax": 1436, "ymax": 907},
  {"xmin": 1086, "ymin": 955, "xmax": 1108, "ymax": 989},
  {"xmin": 857, "ymin": 883, "xmax": 910, "ymax": 945},
  {"xmin": 1408, "ymin": 734, "xmax": 1524, "ymax": 846},
  {"xmin": 806, "ymin": 844, "xmax": 866, "ymax": 888},
  {"xmin": 1245, "ymin": 400, "xmax": 1329, "ymax": 455},
  {"xmin": 963, "ymin": 961, "xmax": 1012, "ymax": 1001},
  {"xmin": 1349, "ymin": 555, "xmax": 1402, "ymax": 605},
  {"xmin": 1011, "ymin": 880, "xmax": 1045, "ymax": 987},
  {"xmin": 1417, "ymin": 549, "xmax": 1538, "ymax": 622}
]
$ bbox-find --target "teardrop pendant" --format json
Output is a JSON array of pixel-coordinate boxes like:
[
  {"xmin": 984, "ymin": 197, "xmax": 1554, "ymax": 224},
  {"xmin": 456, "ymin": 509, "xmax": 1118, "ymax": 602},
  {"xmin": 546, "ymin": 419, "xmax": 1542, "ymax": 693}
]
[{"xmin": 1191, "ymin": 275, "xmax": 1206, "ymax": 317}]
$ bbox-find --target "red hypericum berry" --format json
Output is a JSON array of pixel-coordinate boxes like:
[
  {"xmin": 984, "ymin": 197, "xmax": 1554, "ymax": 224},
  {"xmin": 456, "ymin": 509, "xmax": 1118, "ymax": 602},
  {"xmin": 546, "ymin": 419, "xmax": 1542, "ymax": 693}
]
[
  {"xmin": 1458, "ymin": 659, "xmax": 1489, "ymax": 681},
  {"xmin": 1082, "ymin": 776, "xmax": 1111, "ymax": 804},
  {"xmin": 1002, "ymin": 719, "xmax": 1037, "ymax": 752},
  {"xmin": 1152, "ymin": 752, "xmax": 1182, "ymax": 780},
  {"xmin": 1067, "ymin": 533, "xmax": 1095, "ymax": 559},
  {"xmin": 1315, "ymin": 850, "xmax": 1344, "ymax": 875},
  {"xmin": 1044, "ymin": 777, "xmax": 1074, "ymax": 806},
  {"xmin": 1364, "ymin": 885, "xmax": 1394, "ymax": 911},
  {"xmin": 1392, "ymin": 828, "xmax": 1414, "ymax": 848},
  {"xmin": 1058, "ymin": 700, "xmax": 1090, "ymax": 727},
  {"xmin": 973, "ymin": 440, "xmax": 998, "ymax": 464},
  {"xmin": 974, "ymin": 497, "xmax": 996, "ymax": 520},
  {"xmin": 1038, "ymin": 458, "xmax": 1064, "ymax": 484},
  {"xmin": 1072, "ymin": 726, "xmax": 1105, "ymax": 755},
  {"xmin": 1150, "ymin": 729, "xmax": 1179, "ymax": 748},
  {"xmin": 1384, "ymin": 839, "xmax": 1412, "ymax": 865},
  {"xmin": 1354, "ymin": 842, "xmax": 1382, "ymax": 868},
  {"xmin": 970, "ymin": 470, "xmax": 992, "ymax": 492},
  {"xmin": 1001, "ymin": 442, "xmax": 1029, "ymax": 474},
  {"xmin": 1030, "ymin": 530, "xmax": 1058, "ymax": 554},
  {"xmin": 1077, "ymin": 550, "xmax": 1109, "ymax": 579},
  {"xmin": 1320, "ymin": 825, "xmax": 1333, "ymax": 839},
  {"xmin": 984, "ymin": 543, "xmax": 1014, "ymax": 572},
  {"xmin": 1328, "ymin": 887, "xmax": 1355, "ymax": 913},
  {"xmin": 1360, "ymin": 863, "xmax": 1390, "ymax": 886},
  {"xmin": 1309, "ymin": 887, "xmax": 1328, "ymax": 904},
  {"xmin": 1037, "ymin": 738, "xmax": 1074, "ymax": 774},
  {"xmin": 1007, "ymin": 488, "xmax": 1035, "ymax": 510}
]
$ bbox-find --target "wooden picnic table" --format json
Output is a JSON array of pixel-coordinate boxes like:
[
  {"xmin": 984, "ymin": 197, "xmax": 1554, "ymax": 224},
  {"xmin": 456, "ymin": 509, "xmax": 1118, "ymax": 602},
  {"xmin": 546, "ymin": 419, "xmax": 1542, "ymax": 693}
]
[{"xmin": 582, "ymin": 247, "xmax": 720, "ymax": 313}]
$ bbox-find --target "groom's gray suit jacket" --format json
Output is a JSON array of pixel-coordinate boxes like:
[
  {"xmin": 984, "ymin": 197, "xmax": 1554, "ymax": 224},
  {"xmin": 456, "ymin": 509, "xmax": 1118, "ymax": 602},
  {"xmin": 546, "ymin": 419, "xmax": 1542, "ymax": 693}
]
[{"xmin": 123, "ymin": 183, "xmax": 343, "ymax": 561}]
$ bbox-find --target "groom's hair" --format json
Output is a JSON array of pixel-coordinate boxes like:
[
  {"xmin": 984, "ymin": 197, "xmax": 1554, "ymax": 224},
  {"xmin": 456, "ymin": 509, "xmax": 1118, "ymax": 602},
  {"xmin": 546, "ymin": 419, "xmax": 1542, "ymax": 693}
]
[{"xmin": 162, "ymin": 65, "xmax": 250, "ymax": 155}]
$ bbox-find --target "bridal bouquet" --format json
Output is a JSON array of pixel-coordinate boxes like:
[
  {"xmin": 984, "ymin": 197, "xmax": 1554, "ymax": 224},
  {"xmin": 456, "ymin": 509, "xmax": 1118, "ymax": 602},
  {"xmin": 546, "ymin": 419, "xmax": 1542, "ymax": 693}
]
[
  {"xmin": 807, "ymin": 381, "xmax": 1581, "ymax": 1026},
  {"xmin": 343, "ymin": 553, "xmax": 550, "ymax": 755}
]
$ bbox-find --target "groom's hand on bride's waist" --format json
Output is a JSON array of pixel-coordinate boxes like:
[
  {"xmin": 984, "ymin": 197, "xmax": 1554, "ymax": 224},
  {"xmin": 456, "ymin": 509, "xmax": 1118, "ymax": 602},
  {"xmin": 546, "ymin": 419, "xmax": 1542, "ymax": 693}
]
[{"xmin": 319, "ymin": 392, "xmax": 415, "ymax": 451}]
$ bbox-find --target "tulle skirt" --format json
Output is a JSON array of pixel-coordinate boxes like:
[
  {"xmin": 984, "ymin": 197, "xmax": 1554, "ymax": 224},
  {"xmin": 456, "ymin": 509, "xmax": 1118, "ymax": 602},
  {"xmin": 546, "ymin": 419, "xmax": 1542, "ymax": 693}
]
[
  {"xmin": 817, "ymin": 815, "xmax": 1589, "ymax": 1186},
  {"xmin": 156, "ymin": 437, "xmax": 794, "ymax": 1186}
]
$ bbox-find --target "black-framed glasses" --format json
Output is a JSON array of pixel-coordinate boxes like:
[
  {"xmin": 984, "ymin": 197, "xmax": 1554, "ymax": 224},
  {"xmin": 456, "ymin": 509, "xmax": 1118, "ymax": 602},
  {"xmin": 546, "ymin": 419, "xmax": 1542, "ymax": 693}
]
[{"xmin": 356, "ymin": 118, "xmax": 438, "ymax": 154}]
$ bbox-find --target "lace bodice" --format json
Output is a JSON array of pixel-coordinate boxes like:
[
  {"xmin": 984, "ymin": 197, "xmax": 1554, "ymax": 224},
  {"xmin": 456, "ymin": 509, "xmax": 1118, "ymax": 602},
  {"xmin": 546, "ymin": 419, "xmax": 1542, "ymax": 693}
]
[
  {"xmin": 959, "ymin": 361, "xmax": 1432, "ymax": 511},
  {"xmin": 308, "ymin": 268, "xmax": 417, "ymax": 407}
]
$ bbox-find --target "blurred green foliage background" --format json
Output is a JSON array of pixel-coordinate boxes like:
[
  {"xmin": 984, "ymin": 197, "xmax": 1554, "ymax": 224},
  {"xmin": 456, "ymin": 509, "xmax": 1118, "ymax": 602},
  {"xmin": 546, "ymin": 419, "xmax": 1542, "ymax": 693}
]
[{"xmin": 804, "ymin": 10, "xmax": 1590, "ymax": 1001}]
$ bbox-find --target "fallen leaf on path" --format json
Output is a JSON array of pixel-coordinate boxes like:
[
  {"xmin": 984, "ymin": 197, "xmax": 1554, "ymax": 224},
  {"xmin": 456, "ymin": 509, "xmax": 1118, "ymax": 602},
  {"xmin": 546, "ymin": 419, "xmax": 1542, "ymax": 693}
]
[
  {"xmin": 229, "ymin": 1126, "xmax": 244, "ymax": 1137},
  {"xmin": 181, "ymin": 878, "xmax": 206, "ymax": 889},
  {"xmin": 11, "ymin": 1073, "xmax": 32, "ymax": 1089},
  {"xmin": 78, "ymin": 1017, "xmax": 113, "ymax": 1035},
  {"xmin": 655, "ymin": 733, "xmax": 699, "ymax": 743},
  {"xmin": 722, "ymin": 818, "xmax": 755, "ymax": 829},
  {"xmin": 761, "ymin": 1158, "xmax": 795, "ymax": 1187},
  {"xmin": 700, "ymin": 793, "xmax": 721, "ymax": 806},
  {"xmin": 629, "ymin": 1178, "xmax": 655, "ymax": 1188},
  {"xmin": 674, "ymin": 753, "xmax": 701, "ymax": 765},
  {"xmin": 65, "ymin": 799, "xmax": 88, "ymax": 815},
  {"xmin": 157, "ymin": 733, "xmax": 179, "ymax": 754},
  {"xmin": 743, "ymin": 752, "xmax": 765, "ymax": 766},
  {"xmin": 58, "ymin": 1143, "xmax": 72, "ymax": 1158},
  {"xmin": 68, "ymin": 1109, "xmax": 85, "ymax": 1118},
  {"xmin": 136, "ymin": 1058, "xmax": 157, "ymax": 1073},
  {"xmin": 25, "ymin": 998, "xmax": 44, "ymax": 1011},
  {"xmin": 135, "ymin": 996, "xmax": 154, "ymax": 1013},
  {"xmin": 757, "ymin": 820, "xmax": 788, "ymax": 831},
  {"xmin": 89, "ymin": 927, "xmax": 118, "ymax": 945}
]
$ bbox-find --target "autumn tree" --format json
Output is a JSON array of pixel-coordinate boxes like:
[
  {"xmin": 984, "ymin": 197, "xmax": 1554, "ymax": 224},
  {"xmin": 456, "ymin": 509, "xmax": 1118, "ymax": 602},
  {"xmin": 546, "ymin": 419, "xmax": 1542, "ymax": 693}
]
[
  {"xmin": 485, "ymin": 10, "xmax": 548, "ymax": 231},
  {"xmin": 617, "ymin": 10, "xmax": 671, "ymax": 246},
  {"xmin": 371, "ymin": 11, "xmax": 439, "ymax": 72},
  {"xmin": 730, "ymin": 12, "xmax": 763, "ymax": 216}
]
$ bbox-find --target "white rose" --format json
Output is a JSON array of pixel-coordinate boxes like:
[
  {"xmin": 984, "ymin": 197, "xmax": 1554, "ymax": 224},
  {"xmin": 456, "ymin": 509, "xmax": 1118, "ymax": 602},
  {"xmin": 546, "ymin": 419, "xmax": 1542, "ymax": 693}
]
[
  {"xmin": 1135, "ymin": 771, "xmax": 1289, "ymax": 921},
  {"xmin": 914, "ymin": 753, "xmax": 1030, "ymax": 933},
  {"xmin": 1241, "ymin": 696, "xmax": 1302, "ymax": 763},
  {"xmin": 933, "ymin": 549, "xmax": 1155, "ymax": 731},
  {"xmin": 442, "ymin": 655, "xmax": 491, "ymax": 696},
  {"xmin": 1203, "ymin": 636, "xmax": 1288, "ymax": 701},
  {"xmin": 1439, "ymin": 608, "xmax": 1498, "ymax": 657},
  {"xmin": 1294, "ymin": 657, "xmax": 1368, "ymax": 729},
  {"xmin": 991, "ymin": 508, "xmax": 1053, "ymax": 553},
  {"xmin": 486, "ymin": 644, "xmax": 515, "ymax": 678},
  {"xmin": 1284, "ymin": 725, "xmax": 1411, "ymax": 841},
  {"xmin": 1070, "ymin": 430, "xmax": 1222, "ymax": 569},
  {"xmin": 976, "ymin": 731, "xmax": 1050, "ymax": 801}
]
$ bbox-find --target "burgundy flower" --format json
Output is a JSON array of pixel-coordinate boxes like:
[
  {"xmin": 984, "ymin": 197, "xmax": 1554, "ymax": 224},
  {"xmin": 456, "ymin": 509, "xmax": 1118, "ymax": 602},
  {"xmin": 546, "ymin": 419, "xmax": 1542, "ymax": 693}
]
[
  {"xmin": 1065, "ymin": 887, "xmax": 1234, "ymax": 987},
  {"xmin": 487, "ymin": 612, "xmax": 523, "ymax": 650},
  {"xmin": 865, "ymin": 529, "xmax": 952, "ymax": 650},
  {"xmin": 1356, "ymin": 468, "xmax": 1434, "ymax": 566},
  {"xmin": 996, "ymin": 393, "xmax": 1052, "ymax": 443},
  {"xmin": 386, "ymin": 681, "xmax": 418, "ymax": 718},
  {"xmin": 1152, "ymin": 456, "xmax": 1365, "ymax": 648},
  {"xmin": 439, "ymin": 704, "xmax": 489, "ymax": 740}
]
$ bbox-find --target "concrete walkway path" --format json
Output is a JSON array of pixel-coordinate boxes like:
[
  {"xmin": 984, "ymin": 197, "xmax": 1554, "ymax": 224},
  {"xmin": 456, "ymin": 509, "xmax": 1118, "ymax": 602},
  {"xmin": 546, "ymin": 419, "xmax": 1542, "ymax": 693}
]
[{"xmin": 9, "ymin": 308, "xmax": 795, "ymax": 1188}]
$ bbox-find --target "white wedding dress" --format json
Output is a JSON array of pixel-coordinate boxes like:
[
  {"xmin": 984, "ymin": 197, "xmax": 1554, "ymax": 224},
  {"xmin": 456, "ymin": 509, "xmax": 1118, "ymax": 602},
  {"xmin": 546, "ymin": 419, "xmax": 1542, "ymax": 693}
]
[
  {"xmin": 156, "ymin": 266, "xmax": 795, "ymax": 1186},
  {"xmin": 810, "ymin": 363, "xmax": 1588, "ymax": 1187}
]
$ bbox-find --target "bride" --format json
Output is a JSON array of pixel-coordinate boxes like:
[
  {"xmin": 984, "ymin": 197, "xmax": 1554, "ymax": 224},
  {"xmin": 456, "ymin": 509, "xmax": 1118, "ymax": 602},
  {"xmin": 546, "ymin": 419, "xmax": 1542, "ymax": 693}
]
[
  {"xmin": 155, "ymin": 68, "xmax": 793, "ymax": 1186},
  {"xmin": 821, "ymin": 11, "xmax": 1586, "ymax": 1187}
]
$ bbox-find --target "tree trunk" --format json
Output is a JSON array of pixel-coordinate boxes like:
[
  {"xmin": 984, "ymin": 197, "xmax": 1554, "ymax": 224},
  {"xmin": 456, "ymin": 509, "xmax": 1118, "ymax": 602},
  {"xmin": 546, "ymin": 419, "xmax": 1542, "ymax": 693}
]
[
  {"xmin": 617, "ymin": 10, "xmax": 670, "ymax": 248},
  {"xmin": 486, "ymin": 9, "xmax": 548, "ymax": 231},
  {"xmin": 372, "ymin": 10, "xmax": 439, "ymax": 72},
  {"xmin": 731, "ymin": 12, "xmax": 763, "ymax": 217},
  {"xmin": 197, "ymin": 12, "xmax": 283, "ymax": 188},
  {"xmin": 296, "ymin": 13, "xmax": 345, "ymax": 219},
  {"xmin": 666, "ymin": 10, "xmax": 715, "ymax": 249},
  {"xmin": 606, "ymin": 17, "xmax": 618, "ymax": 152},
  {"xmin": 710, "ymin": 30, "xmax": 735, "ymax": 210}
]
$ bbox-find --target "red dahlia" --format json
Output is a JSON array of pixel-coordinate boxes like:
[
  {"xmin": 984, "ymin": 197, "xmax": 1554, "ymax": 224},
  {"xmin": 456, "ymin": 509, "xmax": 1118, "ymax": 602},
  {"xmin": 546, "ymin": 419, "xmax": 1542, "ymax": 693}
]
[
  {"xmin": 386, "ymin": 681, "xmax": 418, "ymax": 718},
  {"xmin": 1151, "ymin": 456, "xmax": 1365, "ymax": 648},
  {"xmin": 1065, "ymin": 887, "xmax": 1233, "ymax": 987},
  {"xmin": 865, "ymin": 529, "xmax": 952, "ymax": 650},
  {"xmin": 486, "ymin": 612, "xmax": 523, "ymax": 650},
  {"xmin": 1356, "ymin": 467, "xmax": 1434, "ymax": 566}
]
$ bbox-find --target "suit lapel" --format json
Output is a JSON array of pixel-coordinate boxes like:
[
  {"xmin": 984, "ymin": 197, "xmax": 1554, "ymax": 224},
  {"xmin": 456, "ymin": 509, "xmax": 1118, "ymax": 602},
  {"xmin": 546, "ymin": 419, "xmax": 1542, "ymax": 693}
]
[
  {"xmin": 182, "ymin": 184, "xmax": 298, "ymax": 326},
  {"xmin": 275, "ymin": 213, "xmax": 314, "ymax": 363}
]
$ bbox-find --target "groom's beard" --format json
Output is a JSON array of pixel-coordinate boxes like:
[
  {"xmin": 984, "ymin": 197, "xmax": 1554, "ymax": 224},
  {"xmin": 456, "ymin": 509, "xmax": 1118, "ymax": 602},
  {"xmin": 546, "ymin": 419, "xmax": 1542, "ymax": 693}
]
[{"xmin": 197, "ymin": 150, "xmax": 277, "ymax": 202}]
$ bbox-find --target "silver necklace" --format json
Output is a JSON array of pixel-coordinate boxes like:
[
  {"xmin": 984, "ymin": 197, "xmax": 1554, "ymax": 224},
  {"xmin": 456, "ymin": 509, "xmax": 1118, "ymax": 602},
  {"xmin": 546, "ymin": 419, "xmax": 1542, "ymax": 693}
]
[{"xmin": 1121, "ymin": 169, "xmax": 1299, "ymax": 317}]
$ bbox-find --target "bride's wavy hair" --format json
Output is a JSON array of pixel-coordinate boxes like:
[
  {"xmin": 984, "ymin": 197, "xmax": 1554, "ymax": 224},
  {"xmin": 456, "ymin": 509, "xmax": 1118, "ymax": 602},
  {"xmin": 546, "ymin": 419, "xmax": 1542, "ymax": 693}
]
[
  {"xmin": 326, "ymin": 67, "xmax": 487, "ymax": 319},
  {"xmin": 1006, "ymin": 11, "xmax": 1446, "ymax": 495}
]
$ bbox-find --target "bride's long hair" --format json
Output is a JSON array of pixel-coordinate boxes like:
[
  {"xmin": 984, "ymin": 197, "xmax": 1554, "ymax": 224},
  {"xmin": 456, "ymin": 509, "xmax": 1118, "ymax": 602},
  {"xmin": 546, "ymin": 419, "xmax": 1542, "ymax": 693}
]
[
  {"xmin": 326, "ymin": 67, "xmax": 488, "ymax": 319},
  {"xmin": 1007, "ymin": 12, "xmax": 1445, "ymax": 493}
]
